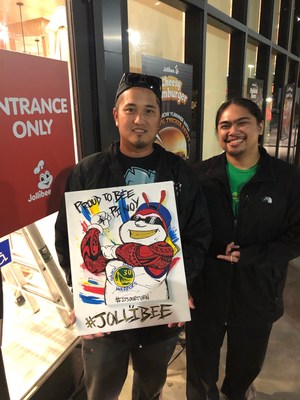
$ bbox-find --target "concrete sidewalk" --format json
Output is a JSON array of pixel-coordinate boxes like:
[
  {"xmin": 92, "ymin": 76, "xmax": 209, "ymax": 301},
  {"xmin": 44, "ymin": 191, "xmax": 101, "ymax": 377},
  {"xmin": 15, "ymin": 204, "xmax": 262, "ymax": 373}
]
[
  {"xmin": 120, "ymin": 257, "xmax": 300, "ymax": 399},
  {"xmin": 253, "ymin": 257, "xmax": 300, "ymax": 399}
]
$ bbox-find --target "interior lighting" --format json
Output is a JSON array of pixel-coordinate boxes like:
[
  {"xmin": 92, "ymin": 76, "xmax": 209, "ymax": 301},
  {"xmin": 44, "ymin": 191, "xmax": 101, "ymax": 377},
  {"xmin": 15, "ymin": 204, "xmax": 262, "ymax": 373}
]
[
  {"xmin": 45, "ymin": 6, "xmax": 68, "ymax": 60},
  {"xmin": 127, "ymin": 28, "xmax": 141, "ymax": 48},
  {"xmin": 0, "ymin": 23, "xmax": 9, "ymax": 47},
  {"xmin": 248, "ymin": 64, "xmax": 255, "ymax": 77}
]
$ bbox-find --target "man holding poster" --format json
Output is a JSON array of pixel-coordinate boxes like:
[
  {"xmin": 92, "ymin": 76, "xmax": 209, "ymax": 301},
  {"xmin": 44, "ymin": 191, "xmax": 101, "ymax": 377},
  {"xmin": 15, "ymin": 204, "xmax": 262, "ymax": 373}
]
[{"xmin": 55, "ymin": 72, "xmax": 210, "ymax": 400}]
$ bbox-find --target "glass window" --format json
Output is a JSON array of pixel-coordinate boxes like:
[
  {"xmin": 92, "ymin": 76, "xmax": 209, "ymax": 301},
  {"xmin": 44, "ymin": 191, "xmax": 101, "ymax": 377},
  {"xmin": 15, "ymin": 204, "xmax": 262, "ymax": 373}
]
[
  {"xmin": 247, "ymin": 0, "xmax": 261, "ymax": 32},
  {"xmin": 291, "ymin": 83, "xmax": 300, "ymax": 163},
  {"xmin": 272, "ymin": 0, "xmax": 281, "ymax": 43},
  {"xmin": 128, "ymin": 0, "xmax": 197, "ymax": 162},
  {"xmin": 244, "ymin": 42, "xmax": 258, "ymax": 96},
  {"xmin": 1, "ymin": 1, "xmax": 68, "ymax": 59},
  {"xmin": 127, "ymin": 0, "xmax": 184, "ymax": 71},
  {"xmin": 263, "ymin": 53, "xmax": 297, "ymax": 163},
  {"xmin": 208, "ymin": 0, "xmax": 232, "ymax": 17},
  {"xmin": 263, "ymin": 53, "xmax": 277, "ymax": 156},
  {"xmin": 203, "ymin": 24, "xmax": 230, "ymax": 160},
  {"xmin": 278, "ymin": 60, "xmax": 296, "ymax": 162},
  {"xmin": 291, "ymin": 2, "xmax": 300, "ymax": 56},
  {"xmin": 0, "ymin": 1, "xmax": 77, "ymax": 399}
]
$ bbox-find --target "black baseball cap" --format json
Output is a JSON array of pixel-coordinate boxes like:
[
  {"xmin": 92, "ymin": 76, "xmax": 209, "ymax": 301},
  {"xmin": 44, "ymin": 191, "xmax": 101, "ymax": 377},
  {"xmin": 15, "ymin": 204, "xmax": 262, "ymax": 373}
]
[{"xmin": 115, "ymin": 72, "xmax": 162, "ymax": 104}]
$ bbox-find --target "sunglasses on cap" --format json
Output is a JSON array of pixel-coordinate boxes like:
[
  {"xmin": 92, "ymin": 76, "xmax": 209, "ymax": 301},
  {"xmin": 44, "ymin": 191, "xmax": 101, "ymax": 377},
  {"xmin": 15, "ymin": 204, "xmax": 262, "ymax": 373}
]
[
  {"xmin": 123, "ymin": 73, "xmax": 162, "ymax": 91},
  {"xmin": 115, "ymin": 72, "xmax": 162, "ymax": 103}
]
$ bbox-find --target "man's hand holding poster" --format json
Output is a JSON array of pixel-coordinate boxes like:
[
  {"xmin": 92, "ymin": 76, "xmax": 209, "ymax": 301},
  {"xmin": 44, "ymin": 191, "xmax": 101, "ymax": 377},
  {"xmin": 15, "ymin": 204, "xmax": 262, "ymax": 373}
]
[{"xmin": 65, "ymin": 181, "xmax": 190, "ymax": 335}]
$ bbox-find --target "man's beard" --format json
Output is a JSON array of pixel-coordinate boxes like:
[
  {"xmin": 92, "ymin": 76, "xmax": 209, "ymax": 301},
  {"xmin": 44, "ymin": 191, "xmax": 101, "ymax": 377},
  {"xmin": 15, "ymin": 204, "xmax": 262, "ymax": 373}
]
[
  {"xmin": 134, "ymin": 138, "xmax": 151, "ymax": 149},
  {"xmin": 225, "ymin": 146, "xmax": 245, "ymax": 158}
]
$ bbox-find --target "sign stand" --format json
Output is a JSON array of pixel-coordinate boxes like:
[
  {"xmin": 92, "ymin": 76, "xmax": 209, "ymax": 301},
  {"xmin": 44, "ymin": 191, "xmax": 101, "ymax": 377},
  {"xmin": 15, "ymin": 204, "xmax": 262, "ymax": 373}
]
[{"xmin": 2, "ymin": 224, "xmax": 73, "ymax": 328}]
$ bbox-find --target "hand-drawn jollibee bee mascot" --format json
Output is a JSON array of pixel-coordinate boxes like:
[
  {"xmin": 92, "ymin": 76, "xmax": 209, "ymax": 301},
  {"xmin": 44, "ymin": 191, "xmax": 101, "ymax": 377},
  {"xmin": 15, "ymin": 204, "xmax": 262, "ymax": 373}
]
[{"xmin": 80, "ymin": 190, "xmax": 180, "ymax": 305}]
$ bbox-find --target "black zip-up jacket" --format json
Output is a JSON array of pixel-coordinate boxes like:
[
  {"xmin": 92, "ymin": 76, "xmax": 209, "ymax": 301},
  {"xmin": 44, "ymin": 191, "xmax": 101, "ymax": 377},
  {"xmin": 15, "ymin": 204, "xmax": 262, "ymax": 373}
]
[
  {"xmin": 192, "ymin": 147, "xmax": 300, "ymax": 325},
  {"xmin": 55, "ymin": 141, "xmax": 211, "ymax": 343}
]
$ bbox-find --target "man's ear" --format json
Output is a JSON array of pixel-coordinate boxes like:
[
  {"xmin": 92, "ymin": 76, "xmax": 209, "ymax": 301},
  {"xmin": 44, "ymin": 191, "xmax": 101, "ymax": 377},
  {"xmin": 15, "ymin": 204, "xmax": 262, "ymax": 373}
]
[
  {"xmin": 113, "ymin": 107, "xmax": 118, "ymax": 127},
  {"xmin": 258, "ymin": 121, "xmax": 264, "ymax": 135}
]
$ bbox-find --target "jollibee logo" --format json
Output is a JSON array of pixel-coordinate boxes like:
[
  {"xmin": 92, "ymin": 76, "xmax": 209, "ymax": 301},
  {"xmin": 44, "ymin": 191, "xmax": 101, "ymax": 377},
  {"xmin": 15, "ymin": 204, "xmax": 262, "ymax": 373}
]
[
  {"xmin": 28, "ymin": 159, "xmax": 53, "ymax": 203},
  {"xmin": 34, "ymin": 159, "xmax": 44, "ymax": 174},
  {"xmin": 34, "ymin": 159, "xmax": 53, "ymax": 189}
]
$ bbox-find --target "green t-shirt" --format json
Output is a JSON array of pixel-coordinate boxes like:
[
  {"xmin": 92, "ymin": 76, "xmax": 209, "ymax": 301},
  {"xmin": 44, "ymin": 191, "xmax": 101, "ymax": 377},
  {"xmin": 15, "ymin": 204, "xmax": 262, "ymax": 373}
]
[{"xmin": 226, "ymin": 161, "xmax": 257, "ymax": 215}]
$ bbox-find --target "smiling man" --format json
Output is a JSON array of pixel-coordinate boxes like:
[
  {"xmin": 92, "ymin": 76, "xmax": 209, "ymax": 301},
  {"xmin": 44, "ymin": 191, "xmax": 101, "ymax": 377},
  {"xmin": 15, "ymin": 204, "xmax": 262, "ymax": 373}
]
[
  {"xmin": 186, "ymin": 97, "xmax": 300, "ymax": 400},
  {"xmin": 55, "ymin": 72, "xmax": 211, "ymax": 400}
]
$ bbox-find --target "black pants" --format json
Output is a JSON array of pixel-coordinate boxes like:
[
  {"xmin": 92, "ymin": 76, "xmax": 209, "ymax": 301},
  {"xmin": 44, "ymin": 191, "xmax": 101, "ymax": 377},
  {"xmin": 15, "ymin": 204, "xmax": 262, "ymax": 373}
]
[
  {"xmin": 185, "ymin": 317, "xmax": 272, "ymax": 400},
  {"xmin": 82, "ymin": 334, "xmax": 178, "ymax": 400}
]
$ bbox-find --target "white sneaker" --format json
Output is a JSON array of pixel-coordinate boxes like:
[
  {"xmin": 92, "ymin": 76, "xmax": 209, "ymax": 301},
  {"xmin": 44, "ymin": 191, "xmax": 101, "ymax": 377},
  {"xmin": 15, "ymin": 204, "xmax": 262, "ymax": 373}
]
[
  {"xmin": 220, "ymin": 385, "xmax": 256, "ymax": 400},
  {"xmin": 245, "ymin": 385, "xmax": 256, "ymax": 400},
  {"xmin": 220, "ymin": 393, "xmax": 229, "ymax": 400}
]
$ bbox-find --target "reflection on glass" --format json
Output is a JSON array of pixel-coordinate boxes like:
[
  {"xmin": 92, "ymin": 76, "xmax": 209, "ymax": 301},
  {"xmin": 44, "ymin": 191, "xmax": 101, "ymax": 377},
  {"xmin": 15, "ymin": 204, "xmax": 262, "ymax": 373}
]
[
  {"xmin": 272, "ymin": 0, "xmax": 281, "ymax": 43},
  {"xmin": 127, "ymin": 0, "xmax": 184, "ymax": 71},
  {"xmin": 0, "ymin": 1, "xmax": 67, "ymax": 60},
  {"xmin": 264, "ymin": 53, "xmax": 277, "ymax": 156},
  {"xmin": 278, "ymin": 80, "xmax": 295, "ymax": 162},
  {"xmin": 0, "ymin": 1, "xmax": 76, "ymax": 400},
  {"xmin": 208, "ymin": 0, "xmax": 232, "ymax": 16},
  {"xmin": 247, "ymin": 0, "xmax": 261, "ymax": 32},
  {"xmin": 243, "ymin": 42, "xmax": 257, "ymax": 96},
  {"xmin": 203, "ymin": 24, "xmax": 230, "ymax": 159},
  {"xmin": 291, "ymin": 7, "xmax": 300, "ymax": 56}
]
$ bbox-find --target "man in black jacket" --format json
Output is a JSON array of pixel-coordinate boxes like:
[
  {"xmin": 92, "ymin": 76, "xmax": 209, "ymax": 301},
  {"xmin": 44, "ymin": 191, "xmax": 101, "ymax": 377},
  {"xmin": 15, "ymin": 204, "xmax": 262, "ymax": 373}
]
[
  {"xmin": 55, "ymin": 72, "xmax": 211, "ymax": 400},
  {"xmin": 186, "ymin": 97, "xmax": 300, "ymax": 400}
]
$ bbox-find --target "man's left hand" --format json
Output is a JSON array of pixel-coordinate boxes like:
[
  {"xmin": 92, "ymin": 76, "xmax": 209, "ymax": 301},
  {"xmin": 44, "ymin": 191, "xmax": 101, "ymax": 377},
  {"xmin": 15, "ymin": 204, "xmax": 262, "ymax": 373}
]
[
  {"xmin": 167, "ymin": 292, "xmax": 195, "ymax": 328},
  {"xmin": 217, "ymin": 241, "xmax": 240, "ymax": 264}
]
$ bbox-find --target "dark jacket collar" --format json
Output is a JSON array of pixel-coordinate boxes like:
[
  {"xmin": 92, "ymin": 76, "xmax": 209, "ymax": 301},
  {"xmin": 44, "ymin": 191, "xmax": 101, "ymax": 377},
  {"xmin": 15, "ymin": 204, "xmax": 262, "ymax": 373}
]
[
  {"xmin": 107, "ymin": 140, "xmax": 170, "ymax": 163},
  {"xmin": 104, "ymin": 141, "xmax": 171, "ymax": 182},
  {"xmin": 206, "ymin": 146, "xmax": 276, "ymax": 184}
]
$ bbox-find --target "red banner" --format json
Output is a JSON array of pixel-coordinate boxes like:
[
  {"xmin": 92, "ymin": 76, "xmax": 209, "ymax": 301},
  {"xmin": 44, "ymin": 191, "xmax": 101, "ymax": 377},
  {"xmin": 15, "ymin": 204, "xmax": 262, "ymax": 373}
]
[{"xmin": 0, "ymin": 50, "xmax": 75, "ymax": 238}]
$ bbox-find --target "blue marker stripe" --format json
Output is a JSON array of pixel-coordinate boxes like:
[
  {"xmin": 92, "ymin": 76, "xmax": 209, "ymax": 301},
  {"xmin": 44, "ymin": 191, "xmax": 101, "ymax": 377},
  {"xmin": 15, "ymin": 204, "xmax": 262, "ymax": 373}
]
[
  {"xmin": 81, "ymin": 206, "xmax": 91, "ymax": 221},
  {"xmin": 79, "ymin": 293, "xmax": 105, "ymax": 304},
  {"xmin": 118, "ymin": 196, "xmax": 129, "ymax": 223}
]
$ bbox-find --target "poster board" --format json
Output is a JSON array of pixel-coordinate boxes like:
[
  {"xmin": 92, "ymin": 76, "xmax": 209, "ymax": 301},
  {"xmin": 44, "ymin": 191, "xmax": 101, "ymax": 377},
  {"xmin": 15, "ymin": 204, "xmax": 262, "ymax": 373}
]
[
  {"xmin": 0, "ymin": 50, "xmax": 75, "ymax": 238},
  {"xmin": 246, "ymin": 78, "xmax": 264, "ymax": 110},
  {"xmin": 142, "ymin": 55, "xmax": 193, "ymax": 161},
  {"xmin": 65, "ymin": 181, "xmax": 190, "ymax": 335},
  {"xmin": 280, "ymin": 83, "xmax": 295, "ymax": 141}
]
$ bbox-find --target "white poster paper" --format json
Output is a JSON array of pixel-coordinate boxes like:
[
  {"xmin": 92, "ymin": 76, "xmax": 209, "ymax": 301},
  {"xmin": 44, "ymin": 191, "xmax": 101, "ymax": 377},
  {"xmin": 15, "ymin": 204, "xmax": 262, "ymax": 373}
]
[{"xmin": 65, "ymin": 181, "xmax": 190, "ymax": 335}]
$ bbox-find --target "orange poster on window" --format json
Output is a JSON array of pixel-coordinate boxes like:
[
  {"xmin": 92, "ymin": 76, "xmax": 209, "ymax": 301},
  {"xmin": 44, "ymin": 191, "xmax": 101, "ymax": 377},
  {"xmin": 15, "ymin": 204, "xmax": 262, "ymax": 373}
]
[{"xmin": 0, "ymin": 50, "xmax": 75, "ymax": 238}]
